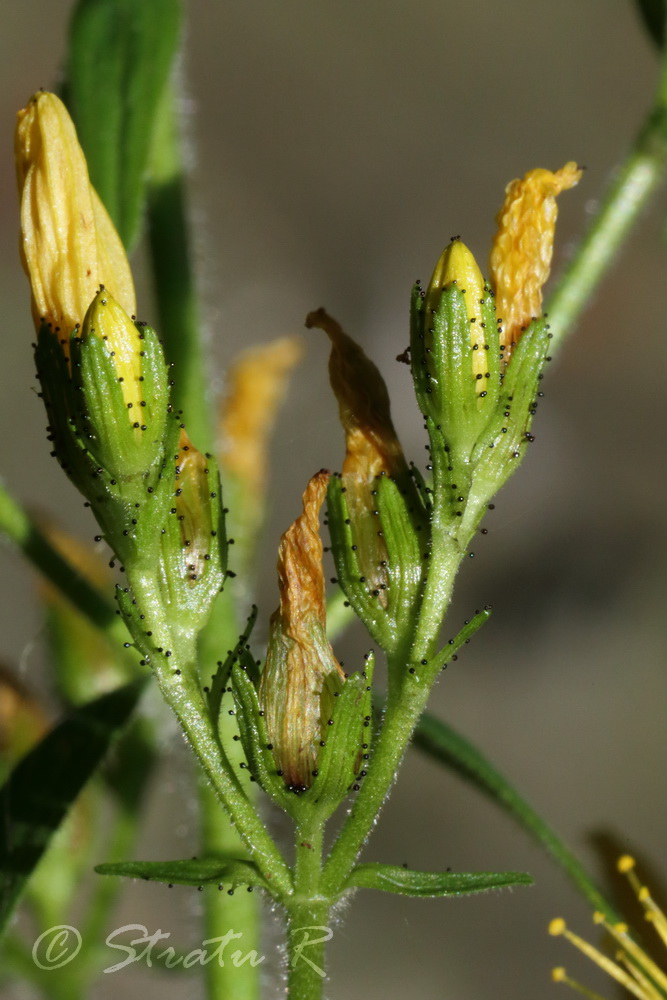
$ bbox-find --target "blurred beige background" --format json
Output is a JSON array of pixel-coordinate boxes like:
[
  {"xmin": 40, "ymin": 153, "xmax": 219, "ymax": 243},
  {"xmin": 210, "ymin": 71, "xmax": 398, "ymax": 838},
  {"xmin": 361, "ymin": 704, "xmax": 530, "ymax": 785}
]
[{"xmin": 2, "ymin": 1, "xmax": 667, "ymax": 998}]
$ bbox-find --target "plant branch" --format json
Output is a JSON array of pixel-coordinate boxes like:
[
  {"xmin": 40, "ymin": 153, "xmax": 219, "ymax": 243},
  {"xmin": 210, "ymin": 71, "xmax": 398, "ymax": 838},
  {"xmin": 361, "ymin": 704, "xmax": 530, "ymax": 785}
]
[
  {"xmin": 147, "ymin": 79, "xmax": 215, "ymax": 455},
  {"xmin": 547, "ymin": 84, "xmax": 667, "ymax": 354},
  {"xmin": 0, "ymin": 480, "xmax": 128, "ymax": 648}
]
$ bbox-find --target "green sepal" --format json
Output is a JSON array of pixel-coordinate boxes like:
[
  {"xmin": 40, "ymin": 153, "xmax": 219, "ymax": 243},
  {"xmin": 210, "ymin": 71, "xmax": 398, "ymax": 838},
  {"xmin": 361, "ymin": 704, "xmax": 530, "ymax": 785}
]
[
  {"xmin": 230, "ymin": 663, "xmax": 294, "ymax": 813},
  {"xmin": 375, "ymin": 477, "xmax": 424, "ymax": 648},
  {"xmin": 308, "ymin": 655, "xmax": 375, "ymax": 818},
  {"xmin": 70, "ymin": 323, "xmax": 169, "ymax": 483},
  {"xmin": 459, "ymin": 318, "xmax": 551, "ymax": 547},
  {"xmin": 327, "ymin": 476, "xmax": 396, "ymax": 650},
  {"xmin": 95, "ymin": 856, "xmax": 269, "ymax": 891},
  {"xmin": 34, "ymin": 327, "xmax": 93, "ymax": 495},
  {"xmin": 207, "ymin": 604, "xmax": 258, "ymax": 728},
  {"xmin": 411, "ymin": 283, "xmax": 497, "ymax": 456},
  {"xmin": 66, "ymin": 0, "xmax": 183, "ymax": 250},
  {"xmin": 0, "ymin": 679, "xmax": 146, "ymax": 935},
  {"xmin": 344, "ymin": 862, "xmax": 532, "ymax": 897}
]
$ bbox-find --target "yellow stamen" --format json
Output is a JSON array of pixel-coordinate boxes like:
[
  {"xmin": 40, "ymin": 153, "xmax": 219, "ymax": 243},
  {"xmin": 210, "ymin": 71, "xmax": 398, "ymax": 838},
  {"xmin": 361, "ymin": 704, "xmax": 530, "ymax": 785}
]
[
  {"xmin": 551, "ymin": 967, "xmax": 609, "ymax": 1000},
  {"xmin": 618, "ymin": 856, "xmax": 667, "ymax": 948},
  {"xmin": 15, "ymin": 91, "xmax": 135, "ymax": 346},
  {"xmin": 616, "ymin": 952, "xmax": 665, "ymax": 1000},
  {"xmin": 592, "ymin": 913, "xmax": 667, "ymax": 997},
  {"xmin": 549, "ymin": 918, "xmax": 651, "ymax": 1000},
  {"xmin": 490, "ymin": 162, "xmax": 582, "ymax": 354}
]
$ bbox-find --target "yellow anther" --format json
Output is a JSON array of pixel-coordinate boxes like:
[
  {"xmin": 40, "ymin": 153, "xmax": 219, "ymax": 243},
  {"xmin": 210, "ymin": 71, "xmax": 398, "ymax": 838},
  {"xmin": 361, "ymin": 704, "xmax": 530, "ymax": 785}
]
[
  {"xmin": 552, "ymin": 967, "xmax": 567, "ymax": 981},
  {"xmin": 550, "ymin": 918, "xmax": 567, "ymax": 936},
  {"xmin": 618, "ymin": 856, "xmax": 636, "ymax": 874}
]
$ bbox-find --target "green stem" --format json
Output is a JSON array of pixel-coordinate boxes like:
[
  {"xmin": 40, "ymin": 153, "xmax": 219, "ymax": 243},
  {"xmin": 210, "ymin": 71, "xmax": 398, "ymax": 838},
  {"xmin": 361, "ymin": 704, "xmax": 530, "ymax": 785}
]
[
  {"xmin": 285, "ymin": 897, "xmax": 331, "ymax": 1000},
  {"xmin": 286, "ymin": 817, "xmax": 328, "ymax": 1000},
  {"xmin": 129, "ymin": 571, "xmax": 292, "ymax": 897},
  {"xmin": 0, "ymin": 480, "xmax": 128, "ymax": 648},
  {"xmin": 321, "ymin": 675, "xmax": 432, "ymax": 895},
  {"xmin": 547, "ymin": 107, "xmax": 667, "ymax": 355},
  {"xmin": 147, "ymin": 81, "xmax": 215, "ymax": 454},
  {"xmin": 199, "ymin": 779, "xmax": 260, "ymax": 1000}
]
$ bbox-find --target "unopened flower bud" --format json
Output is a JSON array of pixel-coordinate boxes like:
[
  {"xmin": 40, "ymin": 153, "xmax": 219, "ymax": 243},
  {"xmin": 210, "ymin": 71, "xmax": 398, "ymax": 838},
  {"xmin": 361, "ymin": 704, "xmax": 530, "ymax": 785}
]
[
  {"xmin": 425, "ymin": 239, "xmax": 488, "ymax": 385},
  {"xmin": 490, "ymin": 162, "xmax": 582, "ymax": 353},
  {"xmin": 68, "ymin": 288, "xmax": 169, "ymax": 480},
  {"xmin": 15, "ymin": 91, "xmax": 135, "ymax": 344},
  {"xmin": 259, "ymin": 471, "xmax": 345, "ymax": 790}
]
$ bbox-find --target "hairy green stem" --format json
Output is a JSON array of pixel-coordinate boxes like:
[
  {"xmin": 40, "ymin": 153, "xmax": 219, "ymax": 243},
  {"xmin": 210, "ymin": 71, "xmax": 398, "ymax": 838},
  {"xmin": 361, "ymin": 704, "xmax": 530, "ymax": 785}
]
[
  {"xmin": 147, "ymin": 81, "xmax": 214, "ymax": 455},
  {"xmin": 321, "ymin": 673, "xmax": 433, "ymax": 895},
  {"xmin": 129, "ymin": 570, "xmax": 292, "ymax": 897},
  {"xmin": 285, "ymin": 897, "xmax": 331, "ymax": 1000},
  {"xmin": 199, "ymin": 780, "xmax": 261, "ymax": 1000},
  {"xmin": 0, "ymin": 480, "xmax": 128, "ymax": 648},
  {"xmin": 286, "ymin": 817, "xmax": 328, "ymax": 1000}
]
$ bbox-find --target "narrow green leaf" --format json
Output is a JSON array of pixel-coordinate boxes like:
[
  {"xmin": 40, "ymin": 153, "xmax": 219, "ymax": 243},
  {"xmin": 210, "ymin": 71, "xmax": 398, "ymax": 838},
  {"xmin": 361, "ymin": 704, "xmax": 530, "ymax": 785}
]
[
  {"xmin": 0, "ymin": 679, "xmax": 146, "ymax": 935},
  {"xmin": 429, "ymin": 606, "xmax": 492, "ymax": 674},
  {"xmin": 345, "ymin": 862, "xmax": 532, "ymax": 897},
  {"xmin": 633, "ymin": 0, "xmax": 666, "ymax": 47},
  {"xmin": 208, "ymin": 605, "xmax": 258, "ymax": 727},
  {"xmin": 65, "ymin": 0, "xmax": 182, "ymax": 249},
  {"xmin": 95, "ymin": 856, "xmax": 269, "ymax": 890},
  {"xmin": 412, "ymin": 710, "xmax": 619, "ymax": 922}
]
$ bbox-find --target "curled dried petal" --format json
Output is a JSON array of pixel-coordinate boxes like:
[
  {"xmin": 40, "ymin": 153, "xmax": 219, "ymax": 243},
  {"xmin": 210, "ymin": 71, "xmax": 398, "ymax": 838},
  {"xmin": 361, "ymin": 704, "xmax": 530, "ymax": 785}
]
[
  {"xmin": 306, "ymin": 308, "xmax": 406, "ymax": 485},
  {"xmin": 259, "ymin": 471, "xmax": 344, "ymax": 789},
  {"xmin": 306, "ymin": 309, "xmax": 408, "ymax": 605},
  {"xmin": 490, "ymin": 162, "xmax": 582, "ymax": 353}
]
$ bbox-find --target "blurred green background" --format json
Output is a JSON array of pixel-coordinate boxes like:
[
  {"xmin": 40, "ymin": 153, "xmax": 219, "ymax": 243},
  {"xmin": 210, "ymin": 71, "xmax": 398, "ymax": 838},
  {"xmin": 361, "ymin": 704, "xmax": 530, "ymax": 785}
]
[{"xmin": 2, "ymin": 1, "xmax": 667, "ymax": 997}]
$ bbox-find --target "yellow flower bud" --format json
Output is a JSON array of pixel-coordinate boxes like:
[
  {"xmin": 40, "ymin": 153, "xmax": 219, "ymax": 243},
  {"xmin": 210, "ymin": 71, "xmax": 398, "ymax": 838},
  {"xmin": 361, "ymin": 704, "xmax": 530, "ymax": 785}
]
[
  {"xmin": 81, "ymin": 288, "xmax": 144, "ymax": 411},
  {"xmin": 15, "ymin": 91, "xmax": 135, "ymax": 345},
  {"xmin": 259, "ymin": 471, "xmax": 345, "ymax": 790},
  {"xmin": 490, "ymin": 162, "xmax": 582, "ymax": 353},
  {"xmin": 425, "ymin": 239, "xmax": 488, "ymax": 384}
]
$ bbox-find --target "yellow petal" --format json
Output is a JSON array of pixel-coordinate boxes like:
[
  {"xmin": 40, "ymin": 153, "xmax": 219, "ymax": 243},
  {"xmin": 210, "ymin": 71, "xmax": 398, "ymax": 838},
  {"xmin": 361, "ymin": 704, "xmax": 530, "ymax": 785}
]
[
  {"xmin": 220, "ymin": 335, "xmax": 304, "ymax": 496},
  {"xmin": 490, "ymin": 162, "xmax": 581, "ymax": 353},
  {"xmin": 15, "ymin": 91, "xmax": 135, "ymax": 342}
]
